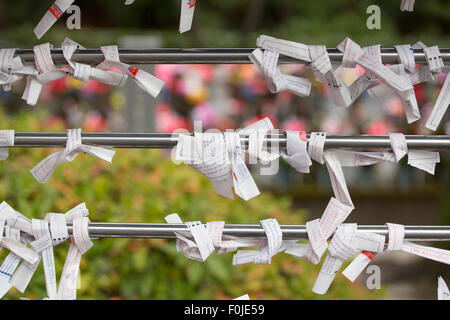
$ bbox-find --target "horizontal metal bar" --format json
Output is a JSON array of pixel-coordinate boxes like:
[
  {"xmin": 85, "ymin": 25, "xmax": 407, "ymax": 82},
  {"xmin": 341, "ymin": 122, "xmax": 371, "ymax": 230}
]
[
  {"xmin": 66, "ymin": 223, "xmax": 450, "ymax": 241},
  {"xmin": 12, "ymin": 133, "xmax": 450, "ymax": 151},
  {"xmin": 13, "ymin": 48, "xmax": 450, "ymax": 65}
]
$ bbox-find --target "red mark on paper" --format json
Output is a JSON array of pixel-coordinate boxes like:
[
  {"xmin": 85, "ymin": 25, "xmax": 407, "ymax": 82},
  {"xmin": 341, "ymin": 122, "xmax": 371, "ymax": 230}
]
[
  {"xmin": 128, "ymin": 66, "xmax": 139, "ymax": 77},
  {"xmin": 299, "ymin": 131, "xmax": 307, "ymax": 142},
  {"xmin": 49, "ymin": 4, "xmax": 63, "ymax": 19},
  {"xmin": 362, "ymin": 251, "xmax": 376, "ymax": 260},
  {"xmin": 188, "ymin": 0, "xmax": 196, "ymax": 9}
]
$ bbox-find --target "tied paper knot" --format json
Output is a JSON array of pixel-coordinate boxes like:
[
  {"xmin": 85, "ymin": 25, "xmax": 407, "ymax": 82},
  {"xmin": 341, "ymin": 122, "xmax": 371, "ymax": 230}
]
[
  {"xmin": 175, "ymin": 117, "xmax": 276, "ymax": 201},
  {"xmin": 206, "ymin": 221, "xmax": 267, "ymax": 255},
  {"xmin": 280, "ymin": 130, "xmax": 312, "ymax": 173},
  {"xmin": 8, "ymin": 203, "xmax": 91, "ymax": 300},
  {"xmin": 337, "ymin": 37, "xmax": 413, "ymax": 101},
  {"xmin": 305, "ymin": 132, "xmax": 355, "ymax": 209},
  {"xmin": 0, "ymin": 202, "xmax": 92, "ymax": 300},
  {"xmin": 252, "ymin": 35, "xmax": 449, "ymax": 129},
  {"xmin": 325, "ymin": 133, "xmax": 440, "ymax": 175},
  {"xmin": 253, "ymin": 35, "xmax": 382, "ymax": 108},
  {"xmin": 163, "ymin": 216, "xmax": 268, "ymax": 262},
  {"xmin": 0, "ymin": 48, "xmax": 24, "ymax": 91},
  {"xmin": 58, "ymin": 215, "xmax": 92, "ymax": 300},
  {"xmin": 97, "ymin": 45, "xmax": 164, "ymax": 98},
  {"xmin": 165, "ymin": 213, "xmax": 214, "ymax": 262},
  {"xmin": 28, "ymin": 203, "xmax": 91, "ymax": 300},
  {"xmin": 251, "ymin": 35, "xmax": 313, "ymax": 97},
  {"xmin": 415, "ymin": 42, "xmax": 449, "ymax": 132},
  {"xmin": 61, "ymin": 38, "xmax": 127, "ymax": 87},
  {"xmin": 0, "ymin": 202, "xmax": 40, "ymax": 298},
  {"xmin": 0, "ymin": 130, "xmax": 14, "ymax": 160},
  {"xmin": 249, "ymin": 48, "xmax": 312, "ymax": 97},
  {"xmin": 294, "ymin": 132, "xmax": 441, "ymax": 213},
  {"xmin": 341, "ymin": 222, "xmax": 450, "ymax": 285},
  {"xmin": 308, "ymin": 45, "xmax": 353, "ymax": 107},
  {"xmin": 30, "ymin": 128, "xmax": 116, "ymax": 183},
  {"xmin": 284, "ymin": 197, "xmax": 353, "ymax": 264},
  {"xmin": 389, "ymin": 133, "xmax": 440, "ymax": 174},
  {"xmin": 232, "ymin": 218, "xmax": 283, "ymax": 266},
  {"xmin": 22, "ymin": 43, "xmax": 66, "ymax": 106},
  {"xmin": 383, "ymin": 223, "xmax": 450, "ymax": 265},
  {"xmin": 307, "ymin": 132, "xmax": 327, "ymax": 164},
  {"xmin": 280, "ymin": 131, "xmax": 441, "ymax": 216},
  {"xmin": 312, "ymin": 223, "xmax": 385, "ymax": 294},
  {"xmin": 337, "ymin": 38, "xmax": 432, "ymax": 126},
  {"xmin": 2, "ymin": 38, "xmax": 165, "ymax": 106}
]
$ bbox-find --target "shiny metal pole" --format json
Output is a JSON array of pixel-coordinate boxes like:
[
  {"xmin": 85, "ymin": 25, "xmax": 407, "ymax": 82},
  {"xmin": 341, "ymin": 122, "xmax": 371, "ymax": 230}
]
[
  {"xmin": 12, "ymin": 133, "xmax": 450, "ymax": 151},
  {"xmin": 66, "ymin": 223, "xmax": 450, "ymax": 241},
  {"xmin": 13, "ymin": 48, "xmax": 450, "ymax": 65}
]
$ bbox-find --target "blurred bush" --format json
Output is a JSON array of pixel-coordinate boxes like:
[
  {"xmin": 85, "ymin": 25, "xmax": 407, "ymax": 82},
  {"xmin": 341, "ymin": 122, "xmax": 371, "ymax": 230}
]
[{"xmin": 0, "ymin": 109, "xmax": 383, "ymax": 299}]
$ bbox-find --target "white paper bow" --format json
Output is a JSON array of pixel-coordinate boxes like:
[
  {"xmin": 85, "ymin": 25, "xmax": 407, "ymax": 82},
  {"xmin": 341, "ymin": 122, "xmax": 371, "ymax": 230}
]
[{"xmin": 31, "ymin": 128, "xmax": 116, "ymax": 183}]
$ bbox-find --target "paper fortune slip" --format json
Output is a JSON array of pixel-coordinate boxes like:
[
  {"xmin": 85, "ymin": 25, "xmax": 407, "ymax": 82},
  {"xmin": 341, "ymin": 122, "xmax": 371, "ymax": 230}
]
[{"xmin": 34, "ymin": 0, "xmax": 75, "ymax": 39}]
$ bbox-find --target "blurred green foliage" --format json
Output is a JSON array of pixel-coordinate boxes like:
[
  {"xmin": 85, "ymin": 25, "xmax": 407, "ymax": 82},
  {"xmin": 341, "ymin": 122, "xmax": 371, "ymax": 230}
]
[{"xmin": 0, "ymin": 109, "xmax": 384, "ymax": 299}]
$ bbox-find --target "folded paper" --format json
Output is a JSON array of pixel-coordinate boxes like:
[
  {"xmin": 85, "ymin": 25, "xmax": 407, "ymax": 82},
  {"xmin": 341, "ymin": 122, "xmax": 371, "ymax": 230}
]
[
  {"xmin": 312, "ymin": 223, "xmax": 385, "ymax": 294},
  {"xmin": 175, "ymin": 117, "xmax": 275, "ymax": 201},
  {"xmin": 31, "ymin": 128, "xmax": 116, "ymax": 183},
  {"xmin": 0, "ymin": 130, "xmax": 14, "ymax": 160},
  {"xmin": 165, "ymin": 213, "xmax": 215, "ymax": 262},
  {"xmin": 233, "ymin": 218, "xmax": 284, "ymax": 265},
  {"xmin": 0, "ymin": 202, "xmax": 92, "ymax": 300},
  {"xmin": 1, "ymin": 38, "xmax": 164, "ymax": 106},
  {"xmin": 34, "ymin": 0, "xmax": 75, "ymax": 39},
  {"xmin": 341, "ymin": 223, "xmax": 450, "ymax": 286},
  {"xmin": 97, "ymin": 45, "xmax": 164, "ymax": 98}
]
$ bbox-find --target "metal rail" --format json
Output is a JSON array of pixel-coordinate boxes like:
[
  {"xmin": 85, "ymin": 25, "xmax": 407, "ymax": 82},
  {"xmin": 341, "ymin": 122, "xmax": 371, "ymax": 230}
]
[
  {"xmin": 66, "ymin": 223, "xmax": 450, "ymax": 241},
  {"xmin": 13, "ymin": 48, "xmax": 450, "ymax": 65},
  {"xmin": 11, "ymin": 133, "xmax": 450, "ymax": 151}
]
